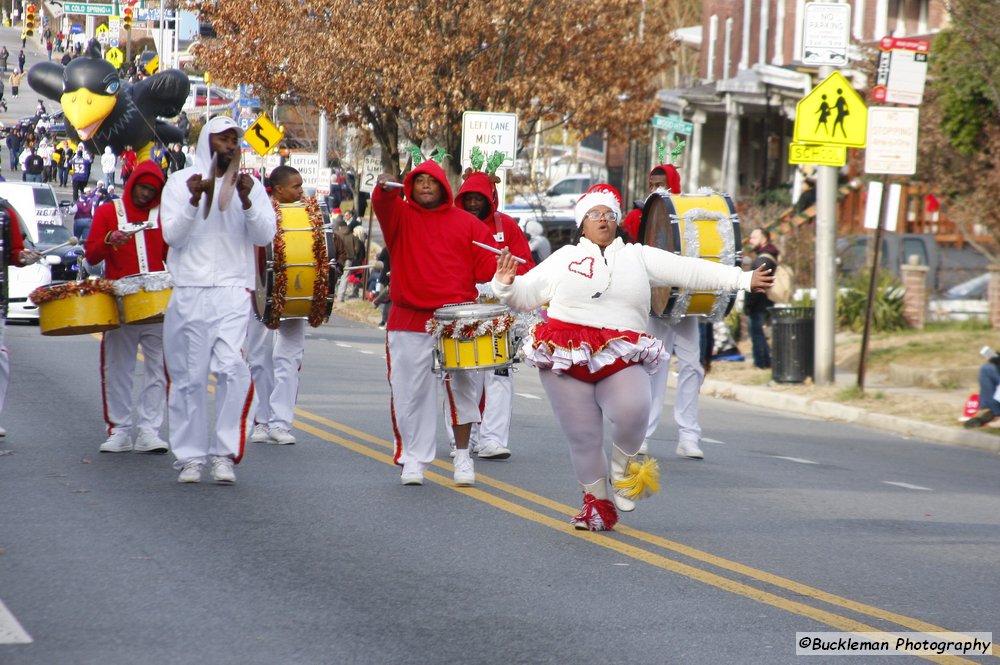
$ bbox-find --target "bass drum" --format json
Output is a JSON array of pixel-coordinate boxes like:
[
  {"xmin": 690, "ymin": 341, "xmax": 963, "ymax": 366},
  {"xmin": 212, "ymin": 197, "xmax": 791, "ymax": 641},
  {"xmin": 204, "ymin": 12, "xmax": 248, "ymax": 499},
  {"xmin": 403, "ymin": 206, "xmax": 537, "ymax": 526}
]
[{"xmin": 637, "ymin": 191, "xmax": 741, "ymax": 321}]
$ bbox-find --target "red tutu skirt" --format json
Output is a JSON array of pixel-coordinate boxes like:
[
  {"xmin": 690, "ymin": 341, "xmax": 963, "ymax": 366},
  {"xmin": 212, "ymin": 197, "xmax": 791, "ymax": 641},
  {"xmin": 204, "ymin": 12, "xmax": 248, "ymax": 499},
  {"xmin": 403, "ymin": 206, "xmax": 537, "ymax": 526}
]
[{"xmin": 522, "ymin": 317, "xmax": 666, "ymax": 383}]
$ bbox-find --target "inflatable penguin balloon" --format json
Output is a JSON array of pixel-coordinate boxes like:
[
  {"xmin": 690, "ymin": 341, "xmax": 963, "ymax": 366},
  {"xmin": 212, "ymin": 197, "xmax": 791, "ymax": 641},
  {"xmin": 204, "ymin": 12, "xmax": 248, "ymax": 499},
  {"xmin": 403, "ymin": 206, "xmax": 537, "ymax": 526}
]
[{"xmin": 28, "ymin": 39, "xmax": 190, "ymax": 162}]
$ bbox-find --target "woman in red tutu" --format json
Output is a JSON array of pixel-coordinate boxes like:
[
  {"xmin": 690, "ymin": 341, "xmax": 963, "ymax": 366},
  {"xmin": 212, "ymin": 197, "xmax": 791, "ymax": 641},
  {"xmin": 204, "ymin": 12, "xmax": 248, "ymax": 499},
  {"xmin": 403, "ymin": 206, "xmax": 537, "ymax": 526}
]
[{"xmin": 493, "ymin": 184, "xmax": 773, "ymax": 531}]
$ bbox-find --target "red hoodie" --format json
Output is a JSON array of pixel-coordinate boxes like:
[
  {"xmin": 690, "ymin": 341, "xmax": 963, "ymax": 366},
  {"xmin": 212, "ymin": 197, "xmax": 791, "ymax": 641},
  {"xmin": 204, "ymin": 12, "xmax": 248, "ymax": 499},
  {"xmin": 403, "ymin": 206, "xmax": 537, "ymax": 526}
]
[
  {"xmin": 622, "ymin": 163, "xmax": 681, "ymax": 243},
  {"xmin": 3, "ymin": 202, "xmax": 29, "ymax": 267},
  {"xmin": 85, "ymin": 160, "xmax": 168, "ymax": 279},
  {"xmin": 455, "ymin": 171, "xmax": 534, "ymax": 276},
  {"xmin": 372, "ymin": 160, "xmax": 499, "ymax": 332}
]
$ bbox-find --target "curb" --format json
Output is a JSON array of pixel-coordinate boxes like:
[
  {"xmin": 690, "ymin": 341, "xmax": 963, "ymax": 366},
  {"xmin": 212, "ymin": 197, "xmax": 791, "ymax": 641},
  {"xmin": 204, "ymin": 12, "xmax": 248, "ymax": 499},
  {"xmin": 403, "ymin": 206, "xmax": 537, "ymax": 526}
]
[{"xmin": 702, "ymin": 379, "xmax": 1000, "ymax": 454}]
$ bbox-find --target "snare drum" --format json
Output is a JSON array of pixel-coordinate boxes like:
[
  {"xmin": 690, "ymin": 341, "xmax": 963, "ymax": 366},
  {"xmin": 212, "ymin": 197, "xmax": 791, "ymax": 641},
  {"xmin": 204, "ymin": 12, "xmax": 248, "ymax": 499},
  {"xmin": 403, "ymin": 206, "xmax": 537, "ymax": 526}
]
[
  {"xmin": 254, "ymin": 202, "xmax": 333, "ymax": 326},
  {"xmin": 116, "ymin": 272, "xmax": 173, "ymax": 325},
  {"xmin": 637, "ymin": 190, "xmax": 741, "ymax": 321},
  {"xmin": 33, "ymin": 282, "xmax": 120, "ymax": 336},
  {"xmin": 429, "ymin": 303, "xmax": 514, "ymax": 372}
]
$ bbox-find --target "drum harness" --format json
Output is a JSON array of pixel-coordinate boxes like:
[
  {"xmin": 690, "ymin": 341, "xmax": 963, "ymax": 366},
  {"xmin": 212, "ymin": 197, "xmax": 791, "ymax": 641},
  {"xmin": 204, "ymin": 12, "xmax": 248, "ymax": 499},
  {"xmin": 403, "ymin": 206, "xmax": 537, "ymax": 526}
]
[{"xmin": 112, "ymin": 199, "xmax": 160, "ymax": 275}]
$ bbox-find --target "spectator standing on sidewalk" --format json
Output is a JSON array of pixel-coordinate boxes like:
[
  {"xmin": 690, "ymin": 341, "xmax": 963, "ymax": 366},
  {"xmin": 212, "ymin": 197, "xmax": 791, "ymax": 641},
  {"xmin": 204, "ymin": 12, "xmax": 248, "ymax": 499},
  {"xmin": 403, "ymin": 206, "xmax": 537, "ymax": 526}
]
[
  {"xmin": 965, "ymin": 350, "xmax": 1000, "ymax": 429},
  {"xmin": 16, "ymin": 51, "xmax": 24, "ymax": 72},
  {"xmin": 9, "ymin": 69, "xmax": 22, "ymax": 99},
  {"xmin": 120, "ymin": 145, "xmax": 137, "ymax": 183},
  {"xmin": 70, "ymin": 148, "xmax": 92, "ymax": 200},
  {"xmin": 0, "ymin": 46, "xmax": 8, "ymax": 73},
  {"xmin": 100, "ymin": 147, "xmax": 117, "ymax": 187},
  {"xmin": 744, "ymin": 228, "xmax": 780, "ymax": 370},
  {"xmin": 23, "ymin": 148, "xmax": 44, "ymax": 183},
  {"xmin": 5, "ymin": 128, "xmax": 21, "ymax": 171}
]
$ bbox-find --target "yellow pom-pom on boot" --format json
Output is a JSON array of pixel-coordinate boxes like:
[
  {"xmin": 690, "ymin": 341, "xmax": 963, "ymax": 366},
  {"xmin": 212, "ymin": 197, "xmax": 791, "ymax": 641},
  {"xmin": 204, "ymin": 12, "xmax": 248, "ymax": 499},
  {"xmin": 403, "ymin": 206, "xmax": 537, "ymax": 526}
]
[{"xmin": 610, "ymin": 444, "xmax": 661, "ymax": 512}]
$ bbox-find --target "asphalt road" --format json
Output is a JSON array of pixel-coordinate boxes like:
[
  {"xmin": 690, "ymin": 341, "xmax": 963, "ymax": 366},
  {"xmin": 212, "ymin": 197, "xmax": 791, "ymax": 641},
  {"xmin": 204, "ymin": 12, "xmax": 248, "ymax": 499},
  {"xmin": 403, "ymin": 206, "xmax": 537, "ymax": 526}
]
[{"xmin": 0, "ymin": 313, "xmax": 997, "ymax": 665}]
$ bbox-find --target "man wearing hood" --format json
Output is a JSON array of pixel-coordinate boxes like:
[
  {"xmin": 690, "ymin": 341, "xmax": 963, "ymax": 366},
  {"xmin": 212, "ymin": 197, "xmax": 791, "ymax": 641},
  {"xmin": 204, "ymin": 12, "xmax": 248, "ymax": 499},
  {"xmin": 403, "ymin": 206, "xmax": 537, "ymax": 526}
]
[
  {"xmin": 160, "ymin": 116, "xmax": 276, "ymax": 484},
  {"xmin": 85, "ymin": 160, "xmax": 170, "ymax": 455},
  {"xmin": 374, "ymin": 161, "xmax": 498, "ymax": 487},
  {"xmin": 623, "ymin": 164, "xmax": 710, "ymax": 460},
  {"xmin": 451, "ymin": 170, "xmax": 534, "ymax": 461}
]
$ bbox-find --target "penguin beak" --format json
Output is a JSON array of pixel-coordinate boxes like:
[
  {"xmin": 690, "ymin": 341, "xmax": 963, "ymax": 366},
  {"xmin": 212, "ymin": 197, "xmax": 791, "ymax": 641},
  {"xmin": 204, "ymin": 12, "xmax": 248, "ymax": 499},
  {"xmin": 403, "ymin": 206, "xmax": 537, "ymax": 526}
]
[{"xmin": 60, "ymin": 90, "xmax": 118, "ymax": 140}]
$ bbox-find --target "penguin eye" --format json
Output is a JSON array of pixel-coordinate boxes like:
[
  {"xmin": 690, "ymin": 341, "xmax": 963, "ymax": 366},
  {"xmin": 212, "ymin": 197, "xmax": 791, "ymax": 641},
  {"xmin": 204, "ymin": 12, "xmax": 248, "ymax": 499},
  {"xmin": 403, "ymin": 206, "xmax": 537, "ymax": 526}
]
[{"xmin": 105, "ymin": 81, "xmax": 120, "ymax": 94}]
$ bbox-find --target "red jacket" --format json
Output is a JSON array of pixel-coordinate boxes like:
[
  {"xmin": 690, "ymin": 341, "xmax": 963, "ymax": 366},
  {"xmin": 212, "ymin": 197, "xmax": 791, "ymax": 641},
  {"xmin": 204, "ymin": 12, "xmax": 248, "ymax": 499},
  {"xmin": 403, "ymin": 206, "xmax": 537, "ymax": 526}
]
[
  {"xmin": 373, "ymin": 161, "xmax": 498, "ymax": 332},
  {"xmin": 3, "ymin": 202, "xmax": 29, "ymax": 267},
  {"xmin": 85, "ymin": 161, "xmax": 167, "ymax": 279},
  {"xmin": 455, "ymin": 172, "xmax": 534, "ymax": 276}
]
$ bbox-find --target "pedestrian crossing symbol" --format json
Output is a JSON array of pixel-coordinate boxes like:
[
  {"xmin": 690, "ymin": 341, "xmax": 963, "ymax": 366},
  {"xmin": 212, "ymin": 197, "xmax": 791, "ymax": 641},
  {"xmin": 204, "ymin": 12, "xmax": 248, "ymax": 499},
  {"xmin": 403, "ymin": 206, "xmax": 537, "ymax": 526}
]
[{"xmin": 793, "ymin": 71, "xmax": 867, "ymax": 148}]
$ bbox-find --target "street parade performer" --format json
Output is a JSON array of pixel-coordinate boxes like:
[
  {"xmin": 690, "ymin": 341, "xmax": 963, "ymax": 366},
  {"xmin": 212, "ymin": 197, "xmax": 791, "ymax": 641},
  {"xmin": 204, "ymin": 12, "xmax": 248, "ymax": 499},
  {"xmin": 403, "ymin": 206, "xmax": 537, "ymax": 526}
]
[
  {"xmin": 161, "ymin": 116, "xmax": 276, "ymax": 485},
  {"xmin": 84, "ymin": 160, "xmax": 170, "ymax": 454},
  {"xmin": 247, "ymin": 165, "xmax": 331, "ymax": 446},
  {"xmin": 450, "ymin": 152, "xmax": 535, "ymax": 461},
  {"xmin": 373, "ymin": 154, "xmax": 498, "ymax": 488},
  {"xmin": 492, "ymin": 184, "xmax": 774, "ymax": 531},
  {"xmin": 0, "ymin": 202, "xmax": 41, "ymax": 437}
]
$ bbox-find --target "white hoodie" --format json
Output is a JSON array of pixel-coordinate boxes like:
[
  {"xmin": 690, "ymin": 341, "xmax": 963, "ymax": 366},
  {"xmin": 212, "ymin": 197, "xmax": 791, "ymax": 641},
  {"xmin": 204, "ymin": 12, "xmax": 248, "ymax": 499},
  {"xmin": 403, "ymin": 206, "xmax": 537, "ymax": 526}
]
[
  {"xmin": 161, "ymin": 116, "xmax": 276, "ymax": 287},
  {"xmin": 100, "ymin": 146, "xmax": 116, "ymax": 174}
]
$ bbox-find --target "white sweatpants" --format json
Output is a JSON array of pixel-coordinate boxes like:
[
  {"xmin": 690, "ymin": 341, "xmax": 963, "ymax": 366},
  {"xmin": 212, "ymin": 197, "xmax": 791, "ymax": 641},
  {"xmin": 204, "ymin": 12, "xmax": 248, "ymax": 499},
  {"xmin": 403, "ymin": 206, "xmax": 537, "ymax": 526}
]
[
  {"xmin": 443, "ymin": 368, "xmax": 515, "ymax": 449},
  {"xmin": 100, "ymin": 322, "xmax": 166, "ymax": 436},
  {"xmin": 0, "ymin": 320, "xmax": 8, "ymax": 416},
  {"xmin": 164, "ymin": 287, "xmax": 254, "ymax": 469},
  {"xmin": 386, "ymin": 330, "xmax": 481, "ymax": 472},
  {"xmin": 646, "ymin": 316, "xmax": 704, "ymax": 445},
  {"xmin": 246, "ymin": 316, "xmax": 306, "ymax": 430}
]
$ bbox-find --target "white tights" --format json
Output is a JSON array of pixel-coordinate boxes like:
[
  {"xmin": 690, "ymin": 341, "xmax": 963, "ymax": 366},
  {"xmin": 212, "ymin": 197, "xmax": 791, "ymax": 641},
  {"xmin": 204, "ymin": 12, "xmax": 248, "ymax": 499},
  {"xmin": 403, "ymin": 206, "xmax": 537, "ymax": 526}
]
[{"xmin": 539, "ymin": 365, "xmax": 651, "ymax": 485}]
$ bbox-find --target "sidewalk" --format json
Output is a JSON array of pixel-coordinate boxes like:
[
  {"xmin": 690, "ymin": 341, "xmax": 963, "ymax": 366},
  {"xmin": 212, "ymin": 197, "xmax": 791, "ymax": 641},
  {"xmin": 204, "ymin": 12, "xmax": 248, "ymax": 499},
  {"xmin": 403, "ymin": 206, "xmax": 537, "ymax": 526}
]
[{"xmin": 700, "ymin": 365, "xmax": 1000, "ymax": 454}]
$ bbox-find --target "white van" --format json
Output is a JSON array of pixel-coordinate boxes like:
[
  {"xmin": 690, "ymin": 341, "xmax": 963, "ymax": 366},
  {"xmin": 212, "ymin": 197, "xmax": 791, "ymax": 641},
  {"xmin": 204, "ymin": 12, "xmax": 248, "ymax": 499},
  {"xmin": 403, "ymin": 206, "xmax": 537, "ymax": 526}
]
[
  {"xmin": 510, "ymin": 174, "xmax": 593, "ymax": 211},
  {"xmin": 0, "ymin": 182, "xmax": 71, "ymax": 245}
]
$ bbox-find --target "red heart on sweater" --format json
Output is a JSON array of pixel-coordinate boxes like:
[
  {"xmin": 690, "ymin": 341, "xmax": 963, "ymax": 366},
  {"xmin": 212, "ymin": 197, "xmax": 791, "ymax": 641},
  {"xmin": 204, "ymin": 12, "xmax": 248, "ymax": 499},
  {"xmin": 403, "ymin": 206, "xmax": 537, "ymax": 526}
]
[{"xmin": 568, "ymin": 256, "xmax": 595, "ymax": 279}]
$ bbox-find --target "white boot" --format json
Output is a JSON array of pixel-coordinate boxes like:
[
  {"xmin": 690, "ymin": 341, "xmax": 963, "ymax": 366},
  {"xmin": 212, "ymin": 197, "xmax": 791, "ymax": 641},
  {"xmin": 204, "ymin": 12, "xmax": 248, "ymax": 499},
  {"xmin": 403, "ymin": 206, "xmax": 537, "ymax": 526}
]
[
  {"xmin": 571, "ymin": 479, "xmax": 618, "ymax": 531},
  {"xmin": 611, "ymin": 443, "xmax": 661, "ymax": 512}
]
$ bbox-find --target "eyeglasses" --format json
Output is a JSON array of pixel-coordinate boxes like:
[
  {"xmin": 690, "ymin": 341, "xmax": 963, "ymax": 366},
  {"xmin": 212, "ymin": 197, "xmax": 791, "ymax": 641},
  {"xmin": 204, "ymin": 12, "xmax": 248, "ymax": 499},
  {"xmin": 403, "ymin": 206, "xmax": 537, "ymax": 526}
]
[{"xmin": 583, "ymin": 210, "xmax": 619, "ymax": 223}]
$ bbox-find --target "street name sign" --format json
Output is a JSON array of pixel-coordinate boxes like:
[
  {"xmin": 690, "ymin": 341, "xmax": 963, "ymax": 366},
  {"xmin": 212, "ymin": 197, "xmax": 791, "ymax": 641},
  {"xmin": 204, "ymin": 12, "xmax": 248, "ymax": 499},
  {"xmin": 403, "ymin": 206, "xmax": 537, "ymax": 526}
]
[
  {"xmin": 63, "ymin": 2, "xmax": 113, "ymax": 15},
  {"xmin": 652, "ymin": 114, "xmax": 694, "ymax": 135},
  {"xmin": 864, "ymin": 107, "xmax": 919, "ymax": 175},
  {"xmin": 461, "ymin": 111, "xmax": 517, "ymax": 169},
  {"xmin": 801, "ymin": 2, "xmax": 851, "ymax": 66},
  {"xmin": 793, "ymin": 71, "xmax": 867, "ymax": 148}
]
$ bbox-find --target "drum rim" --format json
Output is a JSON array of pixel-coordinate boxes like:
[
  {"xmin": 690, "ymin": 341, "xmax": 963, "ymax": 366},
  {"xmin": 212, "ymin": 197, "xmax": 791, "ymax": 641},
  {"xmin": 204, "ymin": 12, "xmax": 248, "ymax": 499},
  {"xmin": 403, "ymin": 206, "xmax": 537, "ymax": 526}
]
[{"xmin": 433, "ymin": 302, "xmax": 509, "ymax": 320}]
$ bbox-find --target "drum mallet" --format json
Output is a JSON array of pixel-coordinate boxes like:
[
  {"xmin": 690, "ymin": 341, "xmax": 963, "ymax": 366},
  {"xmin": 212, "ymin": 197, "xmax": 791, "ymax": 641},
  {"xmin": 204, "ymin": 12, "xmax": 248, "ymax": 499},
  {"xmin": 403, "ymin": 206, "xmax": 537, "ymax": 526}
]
[
  {"xmin": 472, "ymin": 240, "xmax": 527, "ymax": 265},
  {"xmin": 40, "ymin": 236, "xmax": 80, "ymax": 255}
]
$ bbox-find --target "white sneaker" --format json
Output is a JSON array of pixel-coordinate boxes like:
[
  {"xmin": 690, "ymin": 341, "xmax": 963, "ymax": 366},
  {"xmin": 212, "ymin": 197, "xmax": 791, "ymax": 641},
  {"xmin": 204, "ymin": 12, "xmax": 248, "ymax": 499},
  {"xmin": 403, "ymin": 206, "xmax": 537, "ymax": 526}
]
[
  {"xmin": 475, "ymin": 441, "xmax": 511, "ymax": 460},
  {"xmin": 676, "ymin": 440, "xmax": 704, "ymax": 459},
  {"xmin": 453, "ymin": 450, "xmax": 475, "ymax": 486},
  {"xmin": 177, "ymin": 461, "xmax": 203, "ymax": 483},
  {"xmin": 268, "ymin": 427, "xmax": 296, "ymax": 445},
  {"xmin": 99, "ymin": 430, "xmax": 133, "ymax": 453},
  {"xmin": 249, "ymin": 423, "xmax": 274, "ymax": 443},
  {"xmin": 210, "ymin": 456, "xmax": 236, "ymax": 484},
  {"xmin": 638, "ymin": 440, "xmax": 649, "ymax": 455},
  {"xmin": 400, "ymin": 470, "xmax": 424, "ymax": 486},
  {"xmin": 0, "ymin": 425, "xmax": 6, "ymax": 437},
  {"xmin": 133, "ymin": 429, "xmax": 169, "ymax": 454}
]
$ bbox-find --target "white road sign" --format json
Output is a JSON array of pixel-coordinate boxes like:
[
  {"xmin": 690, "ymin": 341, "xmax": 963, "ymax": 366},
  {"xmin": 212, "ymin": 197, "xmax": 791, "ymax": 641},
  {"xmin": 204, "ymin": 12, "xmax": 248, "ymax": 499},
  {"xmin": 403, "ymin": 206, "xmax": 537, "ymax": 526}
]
[
  {"xmin": 802, "ymin": 2, "xmax": 851, "ymax": 66},
  {"xmin": 316, "ymin": 167, "xmax": 332, "ymax": 197},
  {"xmin": 865, "ymin": 107, "xmax": 919, "ymax": 176},
  {"xmin": 360, "ymin": 156, "xmax": 382, "ymax": 194},
  {"xmin": 460, "ymin": 111, "xmax": 518, "ymax": 169},
  {"xmin": 872, "ymin": 37, "xmax": 930, "ymax": 106},
  {"xmin": 289, "ymin": 153, "xmax": 320, "ymax": 189}
]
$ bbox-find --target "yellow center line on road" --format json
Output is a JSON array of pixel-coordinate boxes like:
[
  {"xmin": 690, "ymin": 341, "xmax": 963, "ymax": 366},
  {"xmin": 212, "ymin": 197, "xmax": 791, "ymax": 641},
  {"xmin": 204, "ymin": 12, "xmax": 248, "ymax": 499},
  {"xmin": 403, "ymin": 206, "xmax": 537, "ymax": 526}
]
[{"xmin": 294, "ymin": 408, "xmax": 996, "ymax": 662}]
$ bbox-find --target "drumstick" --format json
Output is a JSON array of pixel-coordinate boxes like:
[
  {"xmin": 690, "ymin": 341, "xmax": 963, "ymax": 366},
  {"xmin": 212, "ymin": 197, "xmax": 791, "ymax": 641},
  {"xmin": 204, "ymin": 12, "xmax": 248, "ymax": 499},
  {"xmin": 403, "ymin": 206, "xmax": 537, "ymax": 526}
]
[
  {"xmin": 382, "ymin": 181, "xmax": 404, "ymax": 189},
  {"xmin": 342, "ymin": 264, "xmax": 372, "ymax": 271},
  {"xmin": 40, "ymin": 237, "xmax": 79, "ymax": 255},
  {"xmin": 472, "ymin": 240, "xmax": 527, "ymax": 265},
  {"xmin": 121, "ymin": 223, "xmax": 152, "ymax": 238}
]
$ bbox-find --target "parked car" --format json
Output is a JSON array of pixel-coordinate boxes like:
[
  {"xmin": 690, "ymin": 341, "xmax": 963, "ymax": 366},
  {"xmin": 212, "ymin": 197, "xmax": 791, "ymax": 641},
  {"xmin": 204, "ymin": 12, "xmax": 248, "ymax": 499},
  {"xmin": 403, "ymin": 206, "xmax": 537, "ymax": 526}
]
[
  {"xmin": 182, "ymin": 83, "xmax": 234, "ymax": 111},
  {"xmin": 510, "ymin": 174, "xmax": 594, "ymax": 211},
  {"xmin": 836, "ymin": 233, "xmax": 939, "ymax": 289},
  {"xmin": 504, "ymin": 208, "xmax": 576, "ymax": 254},
  {"xmin": 941, "ymin": 273, "xmax": 989, "ymax": 300}
]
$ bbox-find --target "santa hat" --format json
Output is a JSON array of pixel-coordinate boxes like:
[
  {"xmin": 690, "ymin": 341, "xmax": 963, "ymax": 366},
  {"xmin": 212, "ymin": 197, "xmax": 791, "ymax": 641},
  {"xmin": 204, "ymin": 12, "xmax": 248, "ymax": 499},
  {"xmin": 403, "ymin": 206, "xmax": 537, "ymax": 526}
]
[{"xmin": 574, "ymin": 184, "xmax": 623, "ymax": 227}]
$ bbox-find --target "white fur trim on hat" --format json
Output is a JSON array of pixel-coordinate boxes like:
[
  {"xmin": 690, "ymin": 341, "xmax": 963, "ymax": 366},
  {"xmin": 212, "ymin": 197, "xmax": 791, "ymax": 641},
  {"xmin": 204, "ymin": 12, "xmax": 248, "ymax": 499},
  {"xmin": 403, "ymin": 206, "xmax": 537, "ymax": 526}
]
[{"xmin": 575, "ymin": 189, "xmax": 622, "ymax": 227}]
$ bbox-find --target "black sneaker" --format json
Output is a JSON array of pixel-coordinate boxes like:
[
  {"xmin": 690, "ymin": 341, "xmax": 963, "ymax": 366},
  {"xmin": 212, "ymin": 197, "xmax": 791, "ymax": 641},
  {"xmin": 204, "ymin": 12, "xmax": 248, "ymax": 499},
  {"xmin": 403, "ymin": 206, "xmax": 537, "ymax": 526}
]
[{"xmin": 963, "ymin": 409, "xmax": 995, "ymax": 429}]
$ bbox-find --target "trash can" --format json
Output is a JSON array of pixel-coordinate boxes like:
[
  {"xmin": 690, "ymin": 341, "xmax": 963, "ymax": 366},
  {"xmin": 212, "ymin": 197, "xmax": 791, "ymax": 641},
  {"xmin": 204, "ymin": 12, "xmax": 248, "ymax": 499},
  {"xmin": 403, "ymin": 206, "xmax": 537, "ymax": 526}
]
[{"xmin": 769, "ymin": 306, "xmax": 814, "ymax": 383}]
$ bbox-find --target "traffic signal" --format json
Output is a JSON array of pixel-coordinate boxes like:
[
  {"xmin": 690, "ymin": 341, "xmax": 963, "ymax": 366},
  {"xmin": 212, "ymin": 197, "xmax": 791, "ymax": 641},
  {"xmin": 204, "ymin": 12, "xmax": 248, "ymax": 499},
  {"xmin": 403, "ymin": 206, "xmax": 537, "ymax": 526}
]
[
  {"xmin": 122, "ymin": 6, "xmax": 132, "ymax": 30},
  {"xmin": 24, "ymin": 3, "xmax": 35, "ymax": 36}
]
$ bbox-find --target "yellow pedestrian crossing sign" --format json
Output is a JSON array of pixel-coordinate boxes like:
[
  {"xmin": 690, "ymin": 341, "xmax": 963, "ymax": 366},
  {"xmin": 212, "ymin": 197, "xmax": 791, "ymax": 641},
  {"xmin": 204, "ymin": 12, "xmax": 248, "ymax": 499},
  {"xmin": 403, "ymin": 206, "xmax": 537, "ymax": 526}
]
[
  {"xmin": 244, "ymin": 113, "xmax": 284, "ymax": 156},
  {"xmin": 105, "ymin": 47, "xmax": 124, "ymax": 70},
  {"xmin": 793, "ymin": 71, "xmax": 867, "ymax": 148}
]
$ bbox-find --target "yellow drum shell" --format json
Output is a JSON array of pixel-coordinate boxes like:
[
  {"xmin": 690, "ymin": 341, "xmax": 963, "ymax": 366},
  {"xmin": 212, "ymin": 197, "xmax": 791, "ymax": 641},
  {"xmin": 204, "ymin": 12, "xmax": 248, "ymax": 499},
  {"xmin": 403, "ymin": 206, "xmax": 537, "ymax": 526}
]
[
  {"xmin": 254, "ymin": 203, "xmax": 330, "ymax": 322},
  {"xmin": 38, "ymin": 291, "xmax": 120, "ymax": 336},
  {"xmin": 122, "ymin": 287, "xmax": 173, "ymax": 325},
  {"xmin": 438, "ymin": 329, "xmax": 512, "ymax": 371}
]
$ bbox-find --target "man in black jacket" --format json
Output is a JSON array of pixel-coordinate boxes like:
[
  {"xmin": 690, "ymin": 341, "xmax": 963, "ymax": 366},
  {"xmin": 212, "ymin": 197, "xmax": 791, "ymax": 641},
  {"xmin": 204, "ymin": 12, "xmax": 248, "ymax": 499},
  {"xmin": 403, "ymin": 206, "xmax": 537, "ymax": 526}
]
[{"xmin": 744, "ymin": 228, "xmax": 780, "ymax": 369}]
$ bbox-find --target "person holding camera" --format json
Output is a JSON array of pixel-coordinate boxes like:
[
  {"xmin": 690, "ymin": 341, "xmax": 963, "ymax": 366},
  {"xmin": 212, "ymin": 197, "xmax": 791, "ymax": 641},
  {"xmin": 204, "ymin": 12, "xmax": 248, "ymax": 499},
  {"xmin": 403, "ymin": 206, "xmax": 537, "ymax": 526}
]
[{"xmin": 965, "ymin": 347, "xmax": 1000, "ymax": 429}]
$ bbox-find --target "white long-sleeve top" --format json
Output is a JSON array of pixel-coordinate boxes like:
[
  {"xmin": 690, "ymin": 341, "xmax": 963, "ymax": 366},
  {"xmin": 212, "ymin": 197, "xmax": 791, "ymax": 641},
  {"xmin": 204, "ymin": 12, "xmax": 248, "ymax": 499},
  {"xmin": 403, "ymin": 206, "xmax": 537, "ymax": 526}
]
[
  {"xmin": 492, "ymin": 236, "xmax": 753, "ymax": 333},
  {"xmin": 160, "ymin": 168, "xmax": 276, "ymax": 287}
]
